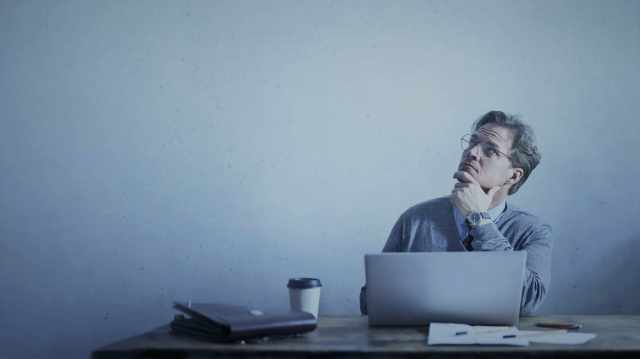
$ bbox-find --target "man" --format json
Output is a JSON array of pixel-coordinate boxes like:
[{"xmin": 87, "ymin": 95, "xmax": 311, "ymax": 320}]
[{"xmin": 360, "ymin": 110, "xmax": 552, "ymax": 316}]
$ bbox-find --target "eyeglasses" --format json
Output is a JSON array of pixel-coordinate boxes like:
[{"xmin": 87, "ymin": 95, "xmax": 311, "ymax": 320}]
[{"xmin": 460, "ymin": 134, "xmax": 512, "ymax": 161}]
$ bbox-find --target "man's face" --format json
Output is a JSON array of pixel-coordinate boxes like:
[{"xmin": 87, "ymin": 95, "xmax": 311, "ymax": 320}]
[{"xmin": 458, "ymin": 124, "xmax": 516, "ymax": 191}]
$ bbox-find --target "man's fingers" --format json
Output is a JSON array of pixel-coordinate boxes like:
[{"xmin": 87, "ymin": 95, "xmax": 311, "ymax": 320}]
[
  {"xmin": 452, "ymin": 171, "xmax": 467, "ymax": 182},
  {"xmin": 451, "ymin": 187, "xmax": 463, "ymax": 195},
  {"xmin": 454, "ymin": 182, "xmax": 468, "ymax": 189},
  {"xmin": 453, "ymin": 170, "xmax": 478, "ymax": 184}
]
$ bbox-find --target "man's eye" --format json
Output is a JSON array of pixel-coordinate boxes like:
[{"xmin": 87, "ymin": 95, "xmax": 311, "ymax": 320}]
[{"xmin": 486, "ymin": 147, "xmax": 499, "ymax": 157}]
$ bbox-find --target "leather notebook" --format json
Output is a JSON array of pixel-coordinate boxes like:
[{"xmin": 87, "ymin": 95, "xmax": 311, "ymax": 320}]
[{"xmin": 171, "ymin": 302, "xmax": 317, "ymax": 342}]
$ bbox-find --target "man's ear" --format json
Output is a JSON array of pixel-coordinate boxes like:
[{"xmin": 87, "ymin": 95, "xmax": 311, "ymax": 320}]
[{"xmin": 506, "ymin": 168, "xmax": 524, "ymax": 185}]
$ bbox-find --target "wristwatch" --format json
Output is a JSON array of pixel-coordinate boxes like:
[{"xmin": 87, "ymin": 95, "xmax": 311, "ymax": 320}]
[{"xmin": 465, "ymin": 211, "xmax": 492, "ymax": 228}]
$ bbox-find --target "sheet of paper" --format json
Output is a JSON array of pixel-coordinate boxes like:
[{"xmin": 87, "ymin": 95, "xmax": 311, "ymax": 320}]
[
  {"xmin": 427, "ymin": 323, "xmax": 528, "ymax": 346},
  {"xmin": 427, "ymin": 323, "xmax": 596, "ymax": 346},
  {"xmin": 518, "ymin": 331, "xmax": 597, "ymax": 345}
]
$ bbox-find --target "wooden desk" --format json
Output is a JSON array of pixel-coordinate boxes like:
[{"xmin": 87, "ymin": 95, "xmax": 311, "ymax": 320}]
[{"xmin": 93, "ymin": 315, "xmax": 640, "ymax": 358}]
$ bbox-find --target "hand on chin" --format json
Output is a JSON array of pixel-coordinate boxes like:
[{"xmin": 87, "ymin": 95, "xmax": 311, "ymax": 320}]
[{"xmin": 451, "ymin": 170, "xmax": 500, "ymax": 216}]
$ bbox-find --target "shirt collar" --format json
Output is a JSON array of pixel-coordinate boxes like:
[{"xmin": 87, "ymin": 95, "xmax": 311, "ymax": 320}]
[{"xmin": 487, "ymin": 200, "xmax": 507, "ymax": 221}]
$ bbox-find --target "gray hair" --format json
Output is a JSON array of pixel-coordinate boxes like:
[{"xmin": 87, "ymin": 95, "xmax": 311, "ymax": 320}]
[{"xmin": 472, "ymin": 110, "xmax": 541, "ymax": 195}]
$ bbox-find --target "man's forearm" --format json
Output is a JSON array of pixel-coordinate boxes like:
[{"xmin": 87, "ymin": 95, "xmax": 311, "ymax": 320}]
[
  {"xmin": 470, "ymin": 222, "xmax": 552, "ymax": 314},
  {"xmin": 469, "ymin": 222, "xmax": 513, "ymax": 251},
  {"xmin": 521, "ymin": 269, "xmax": 547, "ymax": 315}
]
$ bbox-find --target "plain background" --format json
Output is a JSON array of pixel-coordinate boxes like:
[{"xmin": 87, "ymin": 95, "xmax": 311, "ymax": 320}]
[{"xmin": 2, "ymin": 0, "xmax": 639, "ymax": 358}]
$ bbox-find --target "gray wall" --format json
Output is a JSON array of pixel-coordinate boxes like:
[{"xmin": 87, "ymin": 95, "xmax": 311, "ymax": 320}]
[{"xmin": 2, "ymin": 0, "xmax": 639, "ymax": 358}]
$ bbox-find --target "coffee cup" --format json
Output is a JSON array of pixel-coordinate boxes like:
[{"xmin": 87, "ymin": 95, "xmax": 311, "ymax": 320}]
[{"xmin": 287, "ymin": 278, "xmax": 322, "ymax": 318}]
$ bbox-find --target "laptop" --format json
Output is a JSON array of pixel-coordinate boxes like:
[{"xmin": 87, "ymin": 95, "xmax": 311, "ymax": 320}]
[{"xmin": 364, "ymin": 251, "xmax": 527, "ymax": 326}]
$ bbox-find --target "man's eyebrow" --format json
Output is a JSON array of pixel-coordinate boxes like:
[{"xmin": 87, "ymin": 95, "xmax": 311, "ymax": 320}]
[
  {"xmin": 485, "ymin": 141, "xmax": 500, "ymax": 149},
  {"xmin": 471, "ymin": 133, "xmax": 504, "ymax": 151},
  {"xmin": 471, "ymin": 133, "xmax": 497, "ymax": 145}
]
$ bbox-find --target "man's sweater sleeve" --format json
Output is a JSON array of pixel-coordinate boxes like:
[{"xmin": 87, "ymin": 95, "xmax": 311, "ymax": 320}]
[
  {"xmin": 470, "ymin": 221, "xmax": 553, "ymax": 315},
  {"xmin": 382, "ymin": 213, "xmax": 406, "ymax": 252}
]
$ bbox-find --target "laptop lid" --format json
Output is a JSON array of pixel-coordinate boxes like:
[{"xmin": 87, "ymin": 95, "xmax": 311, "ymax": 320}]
[{"xmin": 365, "ymin": 251, "xmax": 527, "ymax": 326}]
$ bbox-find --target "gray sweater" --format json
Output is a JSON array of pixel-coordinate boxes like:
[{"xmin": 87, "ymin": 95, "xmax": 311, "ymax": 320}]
[{"xmin": 361, "ymin": 196, "xmax": 553, "ymax": 316}]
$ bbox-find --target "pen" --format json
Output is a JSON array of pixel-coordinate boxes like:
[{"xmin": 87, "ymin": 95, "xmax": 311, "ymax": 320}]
[{"xmin": 536, "ymin": 321, "xmax": 582, "ymax": 330}]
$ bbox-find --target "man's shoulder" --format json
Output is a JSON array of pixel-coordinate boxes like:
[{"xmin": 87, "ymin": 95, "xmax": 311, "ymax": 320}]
[
  {"xmin": 400, "ymin": 196, "xmax": 451, "ymax": 220},
  {"xmin": 503, "ymin": 203, "xmax": 552, "ymax": 233}
]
